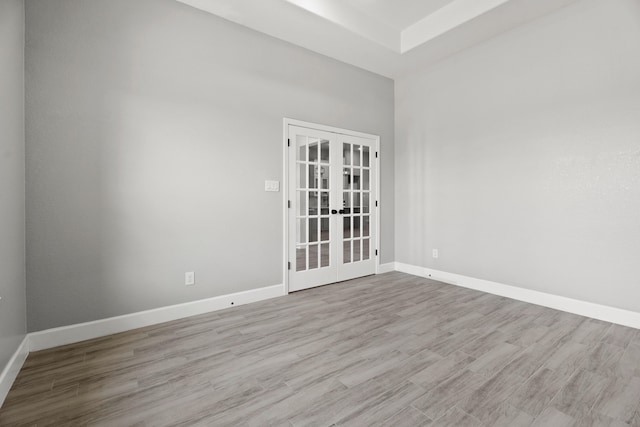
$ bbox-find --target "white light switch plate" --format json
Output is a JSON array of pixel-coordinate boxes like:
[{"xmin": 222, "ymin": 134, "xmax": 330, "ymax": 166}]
[{"xmin": 265, "ymin": 180, "xmax": 280, "ymax": 192}]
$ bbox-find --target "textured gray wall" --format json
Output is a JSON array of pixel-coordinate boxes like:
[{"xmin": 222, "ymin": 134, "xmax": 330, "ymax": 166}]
[
  {"xmin": 0, "ymin": 0, "xmax": 27, "ymax": 369},
  {"xmin": 395, "ymin": 0, "xmax": 640, "ymax": 312},
  {"xmin": 25, "ymin": 0, "xmax": 394, "ymax": 331}
]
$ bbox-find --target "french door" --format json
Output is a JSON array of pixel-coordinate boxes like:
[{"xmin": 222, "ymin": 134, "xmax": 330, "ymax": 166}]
[{"xmin": 287, "ymin": 123, "xmax": 378, "ymax": 292}]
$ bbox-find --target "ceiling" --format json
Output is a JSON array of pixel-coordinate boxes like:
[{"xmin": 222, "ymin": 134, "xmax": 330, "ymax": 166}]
[
  {"xmin": 176, "ymin": 0, "xmax": 580, "ymax": 78},
  {"xmin": 344, "ymin": 0, "xmax": 456, "ymax": 30}
]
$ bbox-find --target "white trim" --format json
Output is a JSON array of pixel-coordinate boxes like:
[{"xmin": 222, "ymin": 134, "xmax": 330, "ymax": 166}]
[
  {"xmin": 283, "ymin": 119, "xmax": 290, "ymax": 294},
  {"xmin": 284, "ymin": 118, "xmax": 379, "ymax": 141},
  {"xmin": 394, "ymin": 262, "xmax": 640, "ymax": 330},
  {"xmin": 284, "ymin": 0, "xmax": 400, "ymax": 52},
  {"xmin": 0, "ymin": 336, "xmax": 29, "ymax": 408},
  {"xmin": 28, "ymin": 284, "xmax": 285, "ymax": 352},
  {"xmin": 377, "ymin": 262, "xmax": 396, "ymax": 274},
  {"xmin": 401, "ymin": 0, "xmax": 513, "ymax": 53},
  {"xmin": 374, "ymin": 136, "xmax": 380, "ymax": 274},
  {"xmin": 282, "ymin": 118, "xmax": 381, "ymax": 292}
]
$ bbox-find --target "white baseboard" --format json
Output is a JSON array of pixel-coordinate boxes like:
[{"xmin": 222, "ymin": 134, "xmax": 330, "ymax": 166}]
[
  {"xmin": 394, "ymin": 262, "xmax": 640, "ymax": 330},
  {"xmin": 29, "ymin": 284, "xmax": 285, "ymax": 352},
  {"xmin": 0, "ymin": 336, "xmax": 29, "ymax": 409},
  {"xmin": 377, "ymin": 262, "xmax": 396, "ymax": 274}
]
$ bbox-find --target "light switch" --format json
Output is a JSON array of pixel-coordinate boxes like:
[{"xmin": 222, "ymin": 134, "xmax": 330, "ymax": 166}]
[{"xmin": 265, "ymin": 180, "xmax": 280, "ymax": 192}]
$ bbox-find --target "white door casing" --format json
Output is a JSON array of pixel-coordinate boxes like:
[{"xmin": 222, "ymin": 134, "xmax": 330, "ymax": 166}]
[{"xmin": 284, "ymin": 120, "xmax": 379, "ymax": 292}]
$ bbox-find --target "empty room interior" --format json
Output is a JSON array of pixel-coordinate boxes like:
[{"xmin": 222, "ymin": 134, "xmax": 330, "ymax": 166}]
[{"xmin": 1, "ymin": 0, "xmax": 640, "ymax": 425}]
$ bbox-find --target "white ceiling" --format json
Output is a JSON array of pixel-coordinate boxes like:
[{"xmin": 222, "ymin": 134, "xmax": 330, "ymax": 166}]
[
  {"xmin": 345, "ymin": 0, "xmax": 456, "ymax": 30},
  {"xmin": 176, "ymin": 0, "xmax": 580, "ymax": 78}
]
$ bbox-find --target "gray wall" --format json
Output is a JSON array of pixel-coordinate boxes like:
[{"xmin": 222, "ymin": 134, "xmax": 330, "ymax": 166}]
[
  {"xmin": 395, "ymin": 0, "xmax": 640, "ymax": 312},
  {"xmin": 25, "ymin": 0, "xmax": 394, "ymax": 331},
  {"xmin": 0, "ymin": 0, "xmax": 27, "ymax": 369}
]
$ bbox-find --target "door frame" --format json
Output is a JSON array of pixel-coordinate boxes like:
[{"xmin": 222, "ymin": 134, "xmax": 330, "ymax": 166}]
[{"xmin": 283, "ymin": 118, "xmax": 381, "ymax": 294}]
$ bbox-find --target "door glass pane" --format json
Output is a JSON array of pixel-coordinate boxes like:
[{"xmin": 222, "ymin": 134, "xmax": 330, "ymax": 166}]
[
  {"xmin": 343, "ymin": 240, "xmax": 351, "ymax": 263},
  {"xmin": 309, "ymin": 140, "xmax": 318, "ymax": 162},
  {"xmin": 343, "ymin": 143, "xmax": 351, "ymax": 165},
  {"xmin": 343, "ymin": 217, "xmax": 351, "ymax": 239},
  {"xmin": 309, "ymin": 218, "xmax": 318, "ymax": 243},
  {"xmin": 320, "ymin": 192, "xmax": 329, "ymax": 215},
  {"xmin": 353, "ymin": 216, "xmax": 361, "ymax": 238},
  {"xmin": 297, "ymin": 136, "xmax": 307, "ymax": 161},
  {"xmin": 363, "ymin": 239, "xmax": 370, "ymax": 260},
  {"xmin": 296, "ymin": 247, "xmax": 306, "ymax": 271},
  {"xmin": 321, "ymin": 218, "xmax": 329, "ymax": 242},
  {"xmin": 353, "ymin": 192, "xmax": 361, "ymax": 214},
  {"xmin": 343, "ymin": 168, "xmax": 351, "ymax": 190},
  {"xmin": 321, "ymin": 243, "xmax": 329, "ymax": 267},
  {"xmin": 320, "ymin": 165, "xmax": 329, "ymax": 189},
  {"xmin": 309, "ymin": 165, "xmax": 318, "ymax": 189},
  {"xmin": 293, "ymin": 132, "xmax": 374, "ymax": 280},
  {"xmin": 298, "ymin": 164, "xmax": 306, "ymax": 189},
  {"xmin": 297, "ymin": 219, "xmax": 307, "ymax": 244},
  {"xmin": 320, "ymin": 140, "xmax": 330, "ymax": 163},
  {"xmin": 343, "ymin": 192, "xmax": 351, "ymax": 213},
  {"xmin": 298, "ymin": 191, "xmax": 307, "ymax": 216},
  {"xmin": 309, "ymin": 244, "xmax": 319, "ymax": 269},
  {"xmin": 309, "ymin": 191, "xmax": 318, "ymax": 215},
  {"xmin": 353, "ymin": 239, "xmax": 361, "ymax": 261}
]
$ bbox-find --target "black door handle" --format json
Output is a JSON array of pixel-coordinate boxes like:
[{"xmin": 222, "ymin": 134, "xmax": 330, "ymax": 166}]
[
  {"xmin": 338, "ymin": 209, "xmax": 345, "ymax": 214},
  {"xmin": 331, "ymin": 209, "xmax": 338, "ymax": 214}
]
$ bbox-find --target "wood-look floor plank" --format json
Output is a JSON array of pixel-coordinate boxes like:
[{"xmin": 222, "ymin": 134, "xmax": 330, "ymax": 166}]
[
  {"xmin": 508, "ymin": 367, "xmax": 568, "ymax": 417},
  {"xmin": 571, "ymin": 411, "xmax": 630, "ymax": 427},
  {"xmin": 489, "ymin": 402, "xmax": 535, "ymax": 427},
  {"xmin": 411, "ymin": 369, "xmax": 486, "ymax": 420},
  {"xmin": 603, "ymin": 324, "xmax": 638, "ymax": 348},
  {"xmin": 431, "ymin": 406, "xmax": 484, "ymax": 427},
  {"xmin": 379, "ymin": 405, "xmax": 432, "ymax": 426},
  {"xmin": 549, "ymin": 369, "xmax": 609, "ymax": 419},
  {"xmin": 543, "ymin": 340, "xmax": 588, "ymax": 376},
  {"xmin": 593, "ymin": 375, "xmax": 640, "ymax": 424},
  {"xmin": 466, "ymin": 342, "xmax": 521, "ymax": 377},
  {"xmin": 409, "ymin": 350, "xmax": 473, "ymax": 390},
  {"xmin": 616, "ymin": 343, "xmax": 640, "ymax": 378},
  {"xmin": 1, "ymin": 271, "xmax": 640, "ymax": 427},
  {"xmin": 530, "ymin": 407, "xmax": 574, "ymax": 427},
  {"xmin": 337, "ymin": 381, "xmax": 426, "ymax": 426},
  {"xmin": 564, "ymin": 318, "xmax": 612, "ymax": 345}
]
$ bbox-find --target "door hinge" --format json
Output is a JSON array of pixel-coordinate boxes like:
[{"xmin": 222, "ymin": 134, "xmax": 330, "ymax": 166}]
[
  {"xmin": 375, "ymin": 201, "xmax": 378, "ymax": 207},
  {"xmin": 287, "ymin": 138, "xmax": 290, "ymax": 147},
  {"xmin": 288, "ymin": 262, "xmax": 291, "ymax": 270},
  {"xmin": 376, "ymin": 250, "xmax": 379, "ymax": 256},
  {"xmin": 288, "ymin": 200, "xmax": 291, "ymax": 208},
  {"xmin": 375, "ymin": 151, "xmax": 378, "ymax": 158}
]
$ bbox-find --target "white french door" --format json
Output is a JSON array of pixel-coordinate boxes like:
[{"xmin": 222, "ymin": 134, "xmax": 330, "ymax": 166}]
[{"xmin": 287, "ymin": 123, "xmax": 378, "ymax": 292}]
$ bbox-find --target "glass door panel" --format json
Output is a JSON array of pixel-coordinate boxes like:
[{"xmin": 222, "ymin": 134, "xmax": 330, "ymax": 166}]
[
  {"xmin": 289, "ymin": 125, "xmax": 376, "ymax": 291},
  {"xmin": 336, "ymin": 134, "xmax": 376, "ymax": 282},
  {"xmin": 295, "ymin": 136, "xmax": 331, "ymax": 273}
]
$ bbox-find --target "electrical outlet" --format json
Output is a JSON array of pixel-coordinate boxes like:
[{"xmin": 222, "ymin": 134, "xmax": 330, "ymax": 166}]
[
  {"xmin": 432, "ymin": 249, "xmax": 439, "ymax": 259},
  {"xmin": 185, "ymin": 272, "xmax": 195, "ymax": 286}
]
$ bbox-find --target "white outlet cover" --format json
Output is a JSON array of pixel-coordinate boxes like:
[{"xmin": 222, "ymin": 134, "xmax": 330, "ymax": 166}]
[
  {"xmin": 265, "ymin": 180, "xmax": 280, "ymax": 192},
  {"xmin": 185, "ymin": 272, "xmax": 195, "ymax": 286}
]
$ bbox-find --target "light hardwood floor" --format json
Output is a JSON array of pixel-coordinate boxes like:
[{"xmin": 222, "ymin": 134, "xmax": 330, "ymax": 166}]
[{"xmin": 1, "ymin": 272, "xmax": 640, "ymax": 426}]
